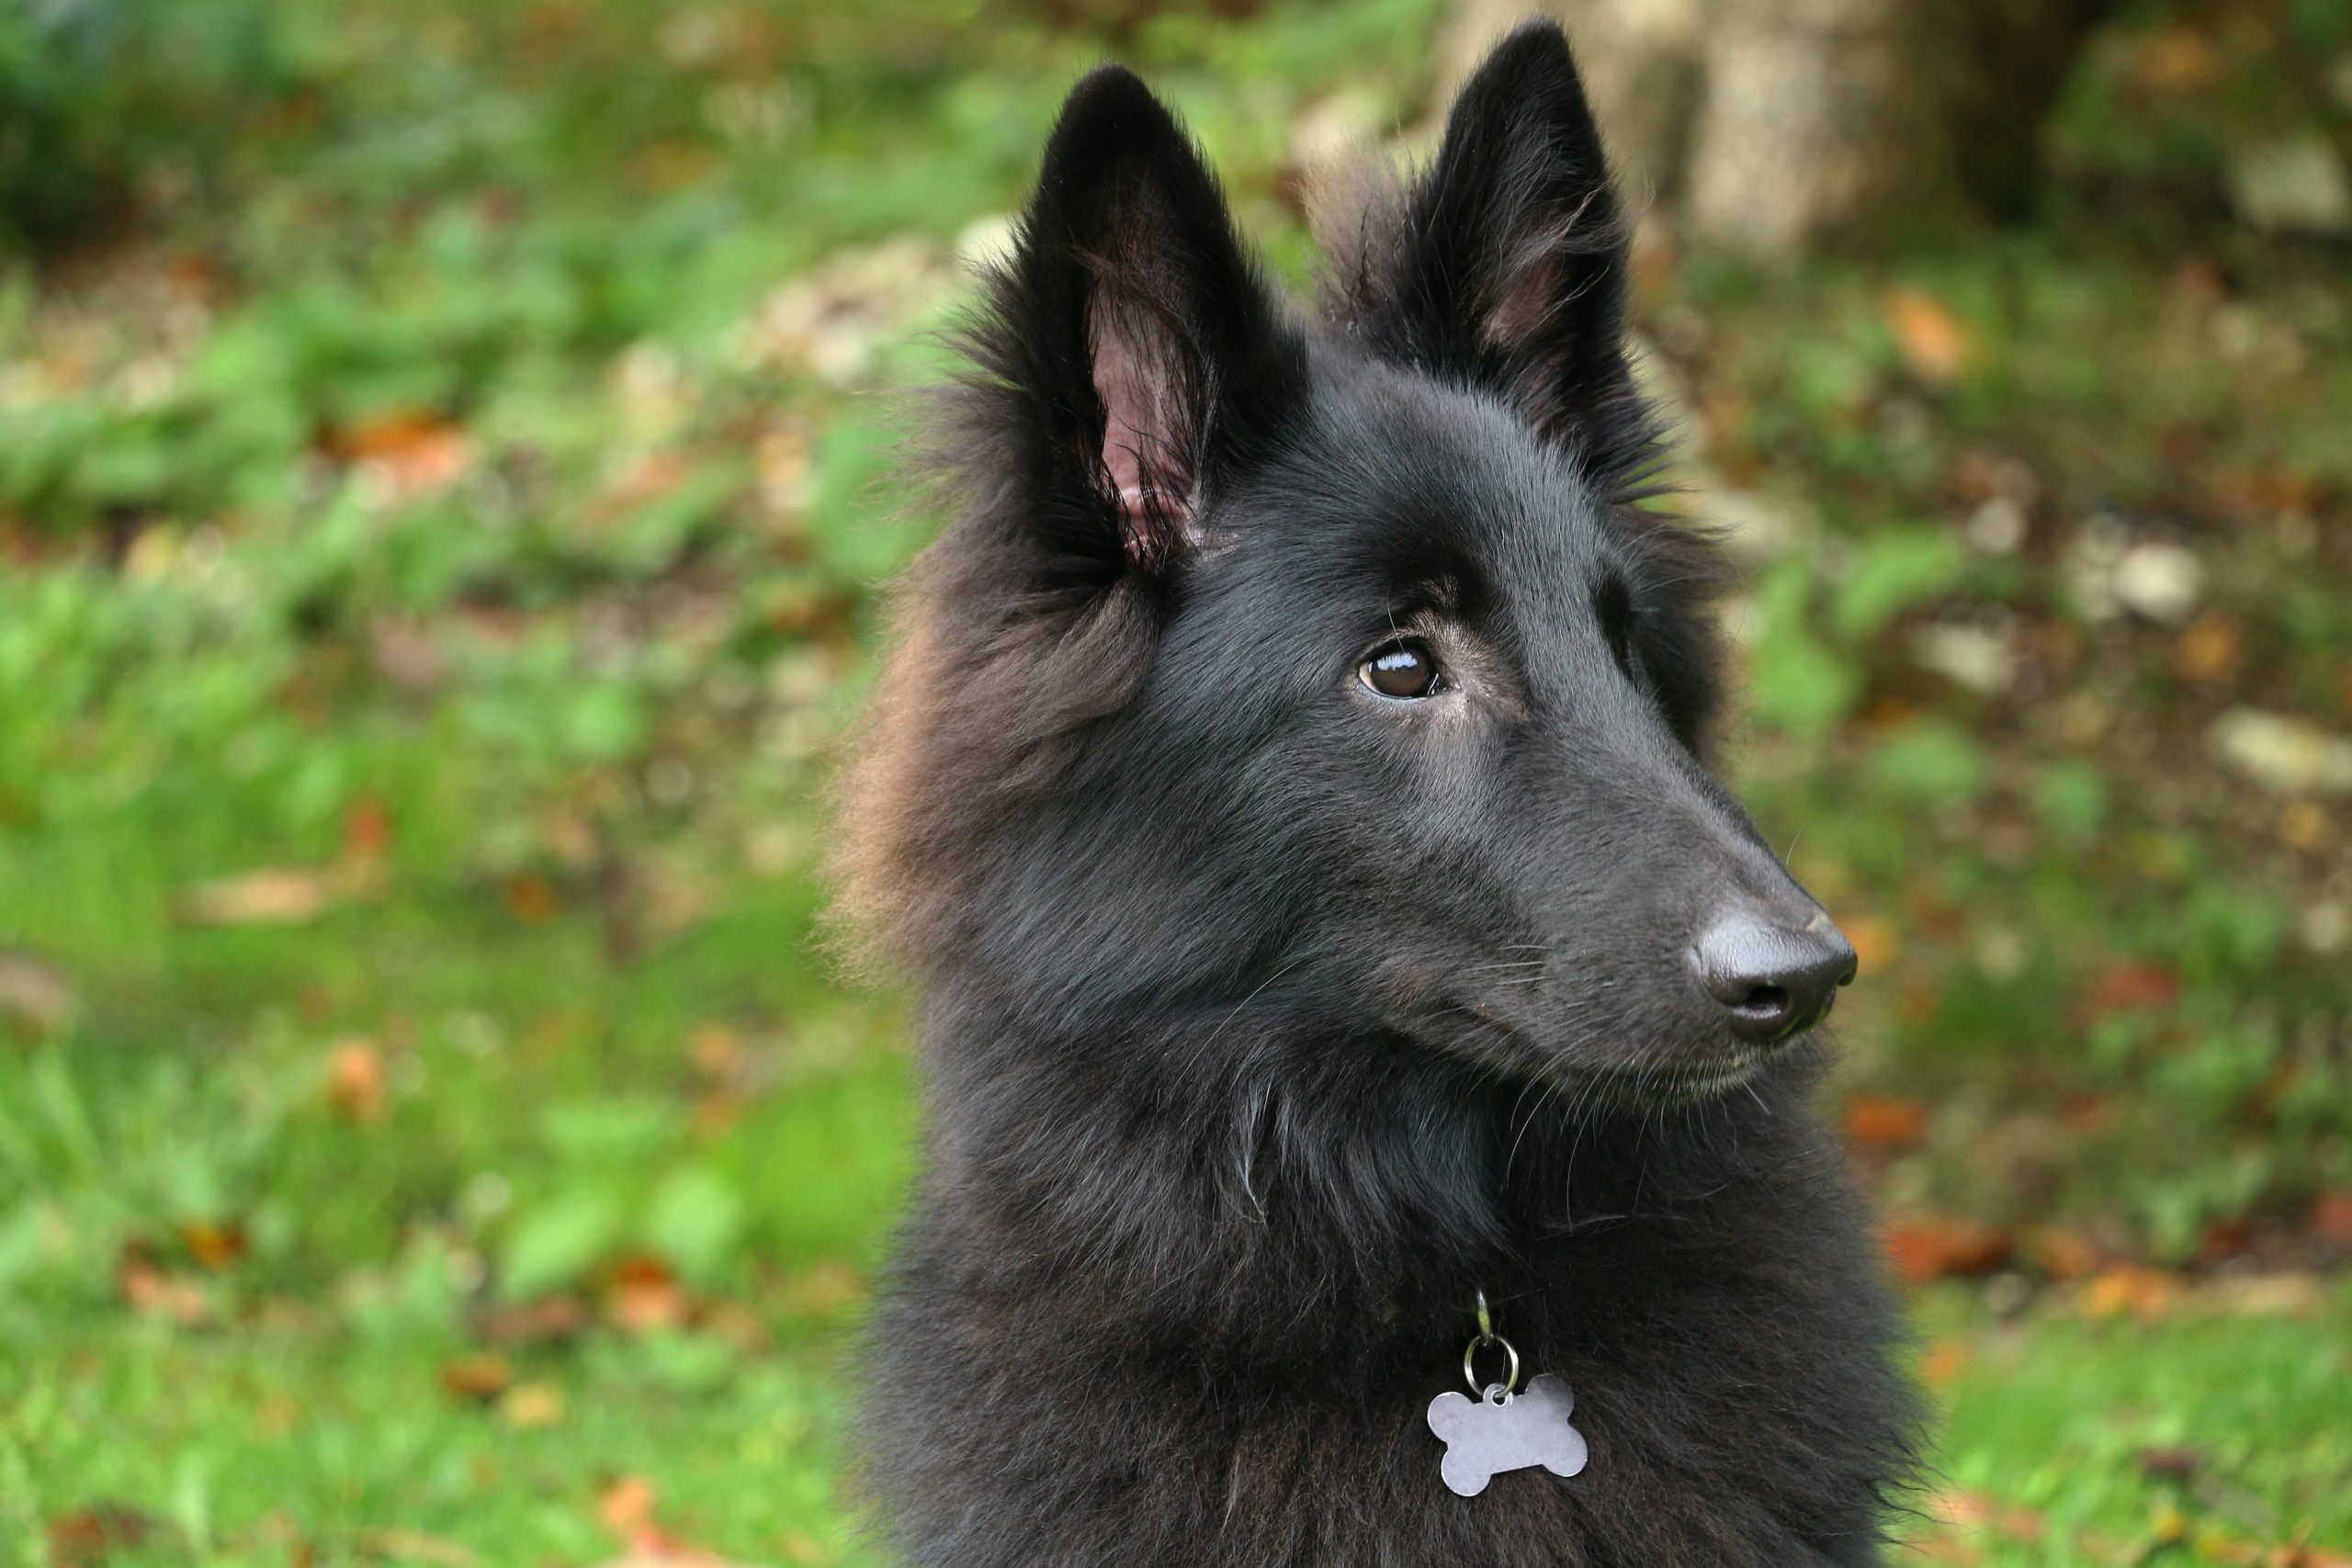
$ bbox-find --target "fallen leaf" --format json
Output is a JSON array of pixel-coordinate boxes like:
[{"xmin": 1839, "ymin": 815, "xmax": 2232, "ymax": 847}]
[
  {"xmin": 325, "ymin": 409, "xmax": 473, "ymax": 498},
  {"xmin": 504, "ymin": 873, "xmax": 561, "ymax": 924},
  {"xmin": 1884, "ymin": 288, "xmax": 1974, "ymax": 385},
  {"xmin": 1918, "ymin": 1339, "xmax": 1972, "ymax": 1388},
  {"xmin": 326, "ymin": 1037, "xmax": 389, "ymax": 1123},
  {"xmin": 2310, "ymin": 1191, "xmax": 2352, "ymax": 1249},
  {"xmin": 2078, "ymin": 963, "xmax": 2180, "ymax": 1023},
  {"xmin": 607, "ymin": 1254, "xmax": 690, "ymax": 1335},
  {"xmin": 598, "ymin": 1476, "xmax": 661, "ymax": 1537},
  {"xmin": 1844, "ymin": 1096, "xmax": 1930, "ymax": 1150},
  {"xmin": 439, "ymin": 1352, "xmax": 514, "ymax": 1404},
  {"xmin": 1883, "ymin": 1219, "xmax": 2012, "ymax": 1286},
  {"xmin": 2081, "ymin": 1265, "xmax": 2180, "ymax": 1320},
  {"xmin": 2174, "ymin": 612, "xmax": 2243, "ymax": 683},
  {"xmin": 1927, "ymin": 1488, "xmax": 2047, "ymax": 1544},
  {"xmin": 474, "ymin": 1293, "xmax": 589, "ymax": 1348},
  {"xmin": 48, "ymin": 1504, "xmax": 161, "ymax": 1567},
  {"xmin": 0, "ymin": 948, "xmax": 76, "ymax": 1034},
  {"xmin": 2025, "ymin": 1228, "xmax": 2102, "ymax": 1280},
  {"xmin": 179, "ymin": 1218, "xmax": 248, "ymax": 1271},
  {"xmin": 181, "ymin": 867, "xmax": 337, "ymax": 926},
  {"xmin": 1841, "ymin": 914, "xmax": 1902, "ymax": 973},
  {"xmin": 2137, "ymin": 1445, "xmax": 2203, "ymax": 1483},
  {"xmin": 2279, "ymin": 799, "xmax": 2329, "ymax": 852},
  {"xmin": 499, "ymin": 1380, "xmax": 566, "ymax": 1429},
  {"xmin": 117, "ymin": 1243, "xmax": 210, "ymax": 1326},
  {"xmin": 343, "ymin": 795, "xmax": 394, "ymax": 866}
]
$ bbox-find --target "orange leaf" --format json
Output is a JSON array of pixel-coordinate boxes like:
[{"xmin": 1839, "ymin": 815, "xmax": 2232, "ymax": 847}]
[
  {"xmin": 342, "ymin": 795, "xmax": 394, "ymax": 865},
  {"xmin": 598, "ymin": 1476, "xmax": 660, "ymax": 1536},
  {"xmin": 179, "ymin": 1219, "xmax": 248, "ymax": 1272},
  {"xmin": 325, "ymin": 410, "xmax": 472, "ymax": 493},
  {"xmin": 1844, "ymin": 1096, "xmax": 1930, "ymax": 1150},
  {"xmin": 2081, "ymin": 1265, "xmax": 2179, "ymax": 1321},
  {"xmin": 1884, "ymin": 1218, "xmax": 2011, "ymax": 1286},
  {"xmin": 326, "ymin": 1036, "xmax": 389, "ymax": 1123},
  {"xmin": 1840, "ymin": 914, "xmax": 1902, "ymax": 975},
  {"xmin": 1885, "ymin": 288, "xmax": 1974, "ymax": 385},
  {"xmin": 1918, "ymin": 1339, "xmax": 1973, "ymax": 1388}
]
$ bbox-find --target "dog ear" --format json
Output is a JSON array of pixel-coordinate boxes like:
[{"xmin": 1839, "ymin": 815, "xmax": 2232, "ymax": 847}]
[
  {"xmin": 982, "ymin": 66, "xmax": 1301, "ymax": 578},
  {"xmin": 1325, "ymin": 22, "xmax": 1649, "ymax": 480}
]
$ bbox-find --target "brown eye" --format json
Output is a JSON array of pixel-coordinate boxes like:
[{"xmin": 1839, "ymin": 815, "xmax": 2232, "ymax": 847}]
[{"xmin": 1360, "ymin": 639, "xmax": 1442, "ymax": 700}]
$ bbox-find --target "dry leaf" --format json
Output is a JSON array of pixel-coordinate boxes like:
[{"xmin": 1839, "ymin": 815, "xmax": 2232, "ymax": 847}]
[
  {"xmin": 343, "ymin": 795, "xmax": 394, "ymax": 866},
  {"xmin": 327, "ymin": 1037, "xmax": 389, "ymax": 1123},
  {"xmin": 2081, "ymin": 1265, "xmax": 2179, "ymax": 1320},
  {"xmin": 1918, "ymin": 1339, "xmax": 1972, "ymax": 1388},
  {"xmin": 48, "ymin": 1504, "xmax": 161, "ymax": 1568},
  {"xmin": 598, "ymin": 1476, "xmax": 661, "ymax": 1537},
  {"xmin": 326, "ymin": 410, "xmax": 472, "ymax": 499},
  {"xmin": 181, "ymin": 867, "xmax": 337, "ymax": 926},
  {"xmin": 500, "ymin": 1380, "xmax": 567, "ymax": 1429},
  {"xmin": 504, "ymin": 873, "xmax": 561, "ymax": 924},
  {"xmin": 1885, "ymin": 288, "xmax": 1974, "ymax": 385},
  {"xmin": 439, "ymin": 1352, "xmax": 514, "ymax": 1404},
  {"xmin": 1883, "ymin": 1219, "xmax": 2012, "ymax": 1286},
  {"xmin": 607, "ymin": 1255, "xmax": 690, "ymax": 1335},
  {"xmin": 118, "ymin": 1247, "xmax": 210, "ymax": 1326},
  {"xmin": 1844, "ymin": 1096, "xmax": 1930, "ymax": 1150},
  {"xmin": 179, "ymin": 1218, "xmax": 248, "ymax": 1272},
  {"xmin": 1841, "ymin": 914, "xmax": 1902, "ymax": 975},
  {"xmin": 2078, "ymin": 962, "xmax": 2180, "ymax": 1022},
  {"xmin": 2174, "ymin": 612, "xmax": 2243, "ymax": 684},
  {"xmin": 0, "ymin": 949, "xmax": 76, "ymax": 1033}
]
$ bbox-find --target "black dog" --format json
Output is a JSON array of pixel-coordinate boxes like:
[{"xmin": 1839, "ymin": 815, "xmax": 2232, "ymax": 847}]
[{"xmin": 839, "ymin": 20, "xmax": 1918, "ymax": 1565}]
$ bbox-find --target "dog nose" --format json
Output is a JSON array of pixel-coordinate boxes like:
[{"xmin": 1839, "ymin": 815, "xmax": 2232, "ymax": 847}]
[{"xmin": 1690, "ymin": 910, "xmax": 1858, "ymax": 1045}]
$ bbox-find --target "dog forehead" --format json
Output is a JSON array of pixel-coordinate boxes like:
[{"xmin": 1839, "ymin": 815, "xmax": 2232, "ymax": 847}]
[{"xmin": 1252, "ymin": 357, "xmax": 1613, "ymax": 592}]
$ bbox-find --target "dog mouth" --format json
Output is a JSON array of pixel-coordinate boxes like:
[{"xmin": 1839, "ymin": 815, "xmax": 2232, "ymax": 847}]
[
  {"xmin": 1439, "ymin": 997, "xmax": 1804, "ymax": 1107},
  {"xmin": 1641, "ymin": 1048, "xmax": 1776, "ymax": 1103}
]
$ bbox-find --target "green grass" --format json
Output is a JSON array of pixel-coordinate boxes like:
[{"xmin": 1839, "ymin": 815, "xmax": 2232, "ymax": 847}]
[
  {"xmin": 1922, "ymin": 1289, "xmax": 2352, "ymax": 1564},
  {"xmin": 3, "ymin": 0, "xmax": 2349, "ymax": 1562}
]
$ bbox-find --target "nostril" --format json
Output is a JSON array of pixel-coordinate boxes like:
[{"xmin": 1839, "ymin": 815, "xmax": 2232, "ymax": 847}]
[{"xmin": 1691, "ymin": 910, "xmax": 1857, "ymax": 1046}]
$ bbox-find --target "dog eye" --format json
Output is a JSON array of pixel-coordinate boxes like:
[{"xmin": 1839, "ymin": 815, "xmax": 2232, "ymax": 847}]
[{"xmin": 1360, "ymin": 639, "xmax": 1442, "ymax": 700}]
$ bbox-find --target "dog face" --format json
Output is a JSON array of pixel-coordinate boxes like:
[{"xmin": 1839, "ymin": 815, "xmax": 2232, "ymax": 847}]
[{"xmin": 849, "ymin": 23, "xmax": 1853, "ymax": 1103}]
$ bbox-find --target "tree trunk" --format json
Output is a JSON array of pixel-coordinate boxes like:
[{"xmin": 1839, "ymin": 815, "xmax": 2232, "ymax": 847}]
[{"xmin": 1439, "ymin": 0, "xmax": 2113, "ymax": 258}]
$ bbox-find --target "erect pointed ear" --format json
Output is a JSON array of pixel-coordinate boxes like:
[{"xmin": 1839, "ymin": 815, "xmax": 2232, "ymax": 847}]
[
  {"xmin": 981, "ymin": 66, "xmax": 1302, "ymax": 579},
  {"xmin": 1322, "ymin": 22, "xmax": 1648, "ymax": 479}
]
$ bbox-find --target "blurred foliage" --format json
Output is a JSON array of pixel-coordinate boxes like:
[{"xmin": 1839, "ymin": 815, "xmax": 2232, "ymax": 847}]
[{"xmin": 1, "ymin": 0, "xmax": 2348, "ymax": 1562}]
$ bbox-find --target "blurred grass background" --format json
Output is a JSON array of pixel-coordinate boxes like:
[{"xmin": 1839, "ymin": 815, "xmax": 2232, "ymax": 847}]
[{"xmin": 0, "ymin": 0, "xmax": 2347, "ymax": 1563}]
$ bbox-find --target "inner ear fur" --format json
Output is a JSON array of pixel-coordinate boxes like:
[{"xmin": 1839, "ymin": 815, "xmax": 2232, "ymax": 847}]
[{"xmin": 988, "ymin": 64, "xmax": 1305, "ymax": 580}]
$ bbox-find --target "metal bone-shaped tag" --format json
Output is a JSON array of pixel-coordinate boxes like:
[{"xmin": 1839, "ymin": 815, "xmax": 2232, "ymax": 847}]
[{"xmin": 1428, "ymin": 1374, "xmax": 1589, "ymax": 1497}]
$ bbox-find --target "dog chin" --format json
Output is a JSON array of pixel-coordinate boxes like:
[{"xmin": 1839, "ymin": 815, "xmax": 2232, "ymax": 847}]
[
  {"xmin": 1645, "ymin": 1049, "xmax": 1775, "ymax": 1104},
  {"xmin": 1571, "ymin": 1039, "xmax": 1802, "ymax": 1109}
]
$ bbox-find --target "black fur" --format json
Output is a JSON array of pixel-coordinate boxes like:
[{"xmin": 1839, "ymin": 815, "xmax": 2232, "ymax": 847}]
[{"xmin": 841, "ymin": 22, "xmax": 1920, "ymax": 1566}]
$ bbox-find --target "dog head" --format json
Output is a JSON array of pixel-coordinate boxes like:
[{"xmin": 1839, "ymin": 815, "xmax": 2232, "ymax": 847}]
[{"xmin": 842, "ymin": 22, "xmax": 1854, "ymax": 1105}]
